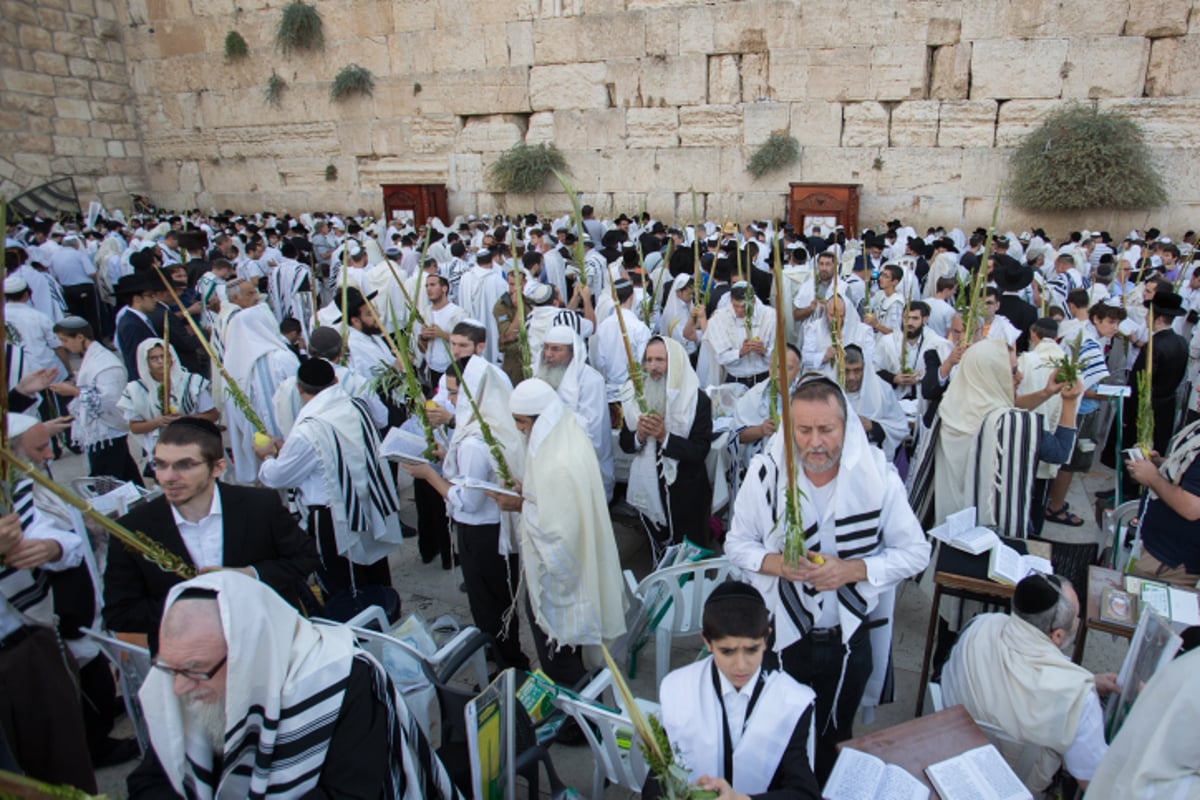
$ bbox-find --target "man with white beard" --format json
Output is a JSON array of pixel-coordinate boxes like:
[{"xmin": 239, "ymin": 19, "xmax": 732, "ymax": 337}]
[
  {"xmin": 537, "ymin": 325, "xmax": 614, "ymax": 501},
  {"xmin": 128, "ymin": 573, "xmax": 462, "ymax": 799},
  {"xmin": 843, "ymin": 345, "xmax": 909, "ymax": 462}
]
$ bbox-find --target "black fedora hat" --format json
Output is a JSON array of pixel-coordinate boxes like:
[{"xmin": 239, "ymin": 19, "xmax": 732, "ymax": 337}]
[
  {"xmin": 992, "ymin": 253, "xmax": 1032, "ymax": 292},
  {"xmin": 1146, "ymin": 290, "xmax": 1186, "ymax": 317}
]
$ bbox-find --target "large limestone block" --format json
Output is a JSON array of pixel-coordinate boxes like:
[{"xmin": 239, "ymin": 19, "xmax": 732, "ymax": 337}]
[
  {"xmin": 1146, "ymin": 35, "xmax": 1200, "ymax": 96},
  {"xmin": 841, "ymin": 102, "xmax": 888, "ymax": 147},
  {"xmin": 652, "ymin": 148, "xmax": 724, "ymax": 193},
  {"xmin": 994, "ymin": 99, "xmax": 1059, "ymax": 147},
  {"xmin": 524, "ymin": 111, "xmax": 556, "ymax": 146},
  {"xmin": 870, "ymin": 45, "xmax": 929, "ymax": 101},
  {"xmin": 415, "ymin": 68, "xmax": 531, "ymax": 116},
  {"xmin": 507, "ymin": 20, "xmax": 535, "ymax": 66},
  {"xmin": 529, "ymin": 62, "xmax": 608, "ymax": 111},
  {"xmin": 54, "ymin": 97, "xmax": 93, "ymax": 120},
  {"xmin": 643, "ymin": 8, "xmax": 680, "ymax": 57},
  {"xmin": 1062, "ymin": 37, "xmax": 1149, "ymax": 98},
  {"xmin": 678, "ymin": 105, "xmax": 742, "ymax": 147},
  {"xmin": 32, "ymin": 51, "xmax": 69, "ymax": 77},
  {"xmin": 709, "ymin": 55, "xmax": 741, "ymax": 104},
  {"xmin": 928, "ymin": 17, "xmax": 961, "ymax": 46},
  {"xmin": 1125, "ymin": 0, "xmax": 1190, "ymax": 38},
  {"xmin": 970, "ymin": 38, "xmax": 1068, "ymax": 99},
  {"xmin": 798, "ymin": 146, "xmax": 877, "ymax": 185},
  {"xmin": 626, "ymin": 107, "xmax": 679, "ymax": 148},
  {"xmin": 876, "ymin": 149, "xmax": 967, "ymax": 196},
  {"xmin": 743, "ymin": 101, "xmax": 791, "ymax": 146},
  {"xmin": 742, "ymin": 52, "xmax": 769, "ymax": 101},
  {"xmin": 890, "ymin": 101, "xmax": 940, "ymax": 147},
  {"xmin": 577, "ymin": 12, "xmax": 645, "ymax": 59},
  {"xmin": 2, "ymin": 68, "xmax": 56, "ymax": 96},
  {"xmin": 212, "ymin": 122, "xmax": 341, "ymax": 160},
  {"xmin": 532, "ymin": 16, "xmax": 578, "ymax": 64},
  {"xmin": 962, "ymin": 0, "xmax": 1127, "ymax": 40},
  {"xmin": 1098, "ymin": 98, "xmax": 1200, "ymax": 148},
  {"xmin": 640, "ymin": 54, "xmax": 707, "ymax": 107},
  {"xmin": 53, "ymin": 77, "xmax": 90, "ymax": 100},
  {"xmin": 790, "ymin": 100, "xmax": 842, "ymax": 147},
  {"xmin": 807, "ymin": 47, "xmax": 871, "ymax": 101},
  {"xmin": 456, "ymin": 115, "xmax": 527, "ymax": 153},
  {"xmin": 937, "ymin": 100, "xmax": 997, "ymax": 147},
  {"xmin": 550, "ymin": 108, "xmax": 627, "ymax": 150},
  {"xmin": 767, "ymin": 50, "xmax": 809, "ymax": 102},
  {"xmin": 606, "ymin": 58, "xmax": 642, "ymax": 109},
  {"xmin": 711, "ymin": 0, "xmax": 770, "ymax": 55},
  {"xmin": 677, "ymin": 5, "xmax": 715, "ymax": 55}
]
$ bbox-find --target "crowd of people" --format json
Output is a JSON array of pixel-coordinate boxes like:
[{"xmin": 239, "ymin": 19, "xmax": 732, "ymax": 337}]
[{"xmin": 3, "ymin": 205, "xmax": 1199, "ymax": 798}]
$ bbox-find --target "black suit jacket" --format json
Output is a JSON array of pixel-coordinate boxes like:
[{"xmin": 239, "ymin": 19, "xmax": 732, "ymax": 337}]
[
  {"xmin": 149, "ymin": 303, "xmax": 207, "ymax": 375},
  {"xmin": 117, "ymin": 309, "xmax": 158, "ymax": 376},
  {"xmin": 103, "ymin": 483, "xmax": 320, "ymax": 651},
  {"xmin": 997, "ymin": 293, "xmax": 1038, "ymax": 353}
]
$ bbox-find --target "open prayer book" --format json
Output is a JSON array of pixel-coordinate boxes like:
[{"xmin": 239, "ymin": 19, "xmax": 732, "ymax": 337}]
[
  {"xmin": 928, "ymin": 508, "xmax": 1000, "ymax": 555},
  {"xmin": 824, "ymin": 748, "xmax": 929, "ymax": 800},
  {"xmin": 925, "ymin": 745, "xmax": 1032, "ymax": 800},
  {"xmin": 987, "ymin": 543, "xmax": 1052, "ymax": 586}
]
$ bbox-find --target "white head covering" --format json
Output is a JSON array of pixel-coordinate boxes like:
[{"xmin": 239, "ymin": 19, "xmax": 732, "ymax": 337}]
[
  {"xmin": 445, "ymin": 355, "xmax": 526, "ymax": 484},
  {"xmin": 509, "ymin": 378, "xmax": 564, "ymax": 457},
  {"xmin": 222, "ymin": 303, "xmax": 297, "ymax": 387},
  {"xmin": 7, "ymin": 412, "xmax": 39, "ymax": 440},
  {"xmin": 938, "ymin": 338, "xmax": 1013, "ymax": 436}
]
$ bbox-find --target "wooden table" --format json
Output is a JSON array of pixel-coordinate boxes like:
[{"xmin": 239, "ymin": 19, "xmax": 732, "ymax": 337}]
[
  {"xmin": 1080, "ymin": 564, "xmax": 1200, "ymax": 659},
  {"xmin": 838, "ymin": 705, "xmax": 989, "ymax": 799}
]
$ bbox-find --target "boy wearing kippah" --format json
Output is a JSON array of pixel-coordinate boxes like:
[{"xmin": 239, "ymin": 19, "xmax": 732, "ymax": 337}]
[{"xmin": 644, "ymin": 582, "xmax": 821, "ymax": 800}]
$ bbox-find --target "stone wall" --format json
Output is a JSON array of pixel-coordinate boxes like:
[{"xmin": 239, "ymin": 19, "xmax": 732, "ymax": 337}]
[
  {"xmin": 34, "ymin": 0, "xmax": 1200, "ymax": 232},
  {"xmin": 1, "ymin": 0, "xmax": 147, "ymax": 211}
]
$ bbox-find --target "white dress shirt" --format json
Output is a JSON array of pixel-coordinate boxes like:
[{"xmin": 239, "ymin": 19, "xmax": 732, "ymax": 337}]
[
  {"xmin": 171, "ymin": 488, "xmax": 224, "ymax": 569},
  {"xmin": 257, "ymin": 435, "xmax": 329, "ymax": 507},
  {"xmin": 716, "ymin": 665, "xmax": 763, "ymax": 750}
]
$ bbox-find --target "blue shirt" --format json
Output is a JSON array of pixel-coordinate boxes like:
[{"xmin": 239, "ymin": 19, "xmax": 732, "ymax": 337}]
[{"xmin": 1142, "ymin": 457, "xmax": 1200, "ymax": 574}]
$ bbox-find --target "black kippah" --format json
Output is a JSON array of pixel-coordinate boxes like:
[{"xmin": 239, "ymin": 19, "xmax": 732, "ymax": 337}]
[
  {"xmin": 177, "ymin": 587, "xmax": 219, "ymax": 601},
  {"xmin": 297, "ymin": 357, "xmax": 336, "ymax": 388},
  {"xmin": 705, "ymin": 581, "xmax": 766, "ymax": 609},
  {"xmin": 167, "ymin": 417, "xmax": 221, "ymax": 439},
  {"xmin": 1013, "ymin": 573, "xmax": 1061, "ymax": 614}
]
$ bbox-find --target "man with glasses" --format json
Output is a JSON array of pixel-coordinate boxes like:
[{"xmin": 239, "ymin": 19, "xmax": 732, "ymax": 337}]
[{"xmin": 102, "ymin": 418, "xmax": 319, "ymax": 652}]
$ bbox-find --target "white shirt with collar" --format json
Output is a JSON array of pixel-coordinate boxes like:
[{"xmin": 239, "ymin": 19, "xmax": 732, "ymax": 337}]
[
  {"xmin": 716, "ymin": 665, "xmax": 763, "ymax": 750},
  {"xmin": 171, "ymin": 487, "xmax": 224, "ymax": 569}
]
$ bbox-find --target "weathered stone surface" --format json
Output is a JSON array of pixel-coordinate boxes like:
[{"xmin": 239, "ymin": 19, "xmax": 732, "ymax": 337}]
[
  {"xmin": 937, "ymin": 100, "xmax": 997, "ymax": 147},
  {"xmin": 1146, "ymin": 35, "xmax": 1200, "ymax": 96},
  {"xmin": 523, "ymin": 111, "xmax": 555, "ymax": 146},
  {"xmin": 743, "ymin": 101, "xmax": 790, "ymax": 146},
  {"xmin": 790, "ymin": 100, "xmax": 842, "ymax": 146},
  {"xmin": 927, "ymin": 17, "xmax": 961, "ymax": 46},
  {"xmin": 970, "ymin": 38, "xmax": 1068, "ymax": 99},
  {"xmin": 640, "ymin": 54, "xmax": 707, "ymax": 107},
  {"xmin": 625, "ymin": 107, "xmax": 679, "ymax": 148},
  {"xmin": 678, "ymin": 105, "xmax": 742, "ymax": 147},
  {"xmin": 1098, "ymin": 98, "xmax": 1200, "ymax": 148},
  {"xmin": 807, "ymin": 47, "xmax": 870, "ymax": 101},
  {"xmin": 529, "ymin": 62, "xmax": 608, "ymax": 111},
  {"xmin": 841, "ymin": 102, "xmax": 888, "ymax": 147},
  {"xmin": 962, "ymin": 0, "xmax": 1127, "ymax": 40},
  {"xmin": 708, "ymin": 55, "xmax": 741, "ymax": 104},
  {"xmin": 549, "ymin": 108, "xmax": 627, "ymax": 150},
  {"xmin": 742, "ymin": 52, "xmax": 769, "ymax": 101},
  {"xmin": 1124, "ymin": 0, "xmax": 1190, "ymax": 38},
  {"xmin": 766, "ymin": 49, "xmax": 809, "ymax": 102},
  {"xmin": 994, "ymin": 99, "xmax": 1059, "ymax": 147},
  {"xmin": 869, "ymin": 45, "xmax": 929, "ymax": 100},
  {"xmin": 1062, "ymin": 37, "xmax": 1149, "ymax": 98},
  {"xmin": 876, "ymin": 148, "xmax": 966, "ymax": 197},
  {"xmin": 456, "ymin": 115, "xmax": 525, "ymax": 153},
  {"xmin": 889, "ymin": 101, "xmax": 940, "ymax": 147}
]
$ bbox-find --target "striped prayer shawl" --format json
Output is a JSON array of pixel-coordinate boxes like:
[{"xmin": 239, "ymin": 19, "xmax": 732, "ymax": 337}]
[
  {"xmin": 973, "ymin": 408, "xmax": 1040, "ymax": 539},
  {"xmin": 0, "ymin": 478, "xmax": 54, "ymax": 628},
  {"xmin": 905, "ymin": 416, "xmax": 940, "ymax": 530}
]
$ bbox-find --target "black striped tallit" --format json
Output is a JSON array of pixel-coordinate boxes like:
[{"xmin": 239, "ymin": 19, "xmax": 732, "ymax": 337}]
[
  {"xmin": 324, "ymin": 398, "xmax": 399, "ymax": 534},
  {"xmin": 905, "ymin": 415, "xmax": 940, "ymax": 531},
  {"xmin": 0, "ymin": 478, "xmax": 54, "ymax": 626},
  {"xmin": 973, "ymin": 408, "xmax": 1039, "ymax": 539}
]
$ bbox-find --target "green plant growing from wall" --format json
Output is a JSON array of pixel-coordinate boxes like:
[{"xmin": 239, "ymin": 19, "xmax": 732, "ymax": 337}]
[
  {"xmin": 265, "ymin": 71, "xmax": 286, "ymax": 107},
  {"xmin": 330, "ymin": 64, "xmax": 375, "ymax": 100},
  {"xmin": 224, "ymin": 30, "xmax": 248, "ymax": 61},
  {"xmin": 325, "ymin": 164, "xmax": 338, "ymax": 182},
  {"xmin": 488, "ymin": 143, "xmax": 568, "ymax": 194},
  {"xmin": 747, "ymin": 131, "xmax": 799, "ymax": 179},
  {"xmin": 276, "ymin": 1, "xmax": 324, "ymax": 55},
  {"xmin": 1009, "ymin": 105, "xmax": 1167, "ymax": 211}
]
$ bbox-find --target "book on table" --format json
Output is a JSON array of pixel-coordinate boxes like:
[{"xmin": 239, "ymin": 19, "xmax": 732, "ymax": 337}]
[
  {"xmin": 824, "ymin": 747, "xmax": 929, "ymax": 800},
  {"xmin": 986, "ymin": 543, "xmax": 1052, "ymax": 586},
  {"xmin": 928, "ymin": 507, "xmax": 1000, "ymax": 556},
  {"xmin": 924, "ymin": 744, "xmax": 1032, "ymax": 800}
]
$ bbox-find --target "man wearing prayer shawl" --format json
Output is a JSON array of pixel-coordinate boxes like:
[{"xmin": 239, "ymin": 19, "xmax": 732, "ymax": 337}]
[
  {"xmin": 800, "ymin": 294, "xmax": 874, "ymax": 376},
  {"xmin": 127, "ymin": 572, "xmax": 464, "ymax": 799},
  {"xmin": 119, "ymin": 337, "xmax": 218, "ymax": 469},
  {"xmin": 940, "ymin": 574, "xmax": 1119, "ymax": 794},
  {"xmin": 257, "ymin": 359, "xmax": 402, "ymax": 596},
  {"xmin": 591, "ymin": 279, "xmax": 652, "ymax": 402},
  {"xmin": 266, "ymin": 241, "xmax": 313, "ymax": 338},
  {"xmin": 537, "ymin": 324, "xmax": 615, "ymax": 501},
  {"xmin": 456, "ymin": 248, "xmax": 508, "ymax": 364},
  {"xmin": 843, "ymin": 345, "xmax": 908, "ymax": 462},
  {"xmin": 221, "ymin": 300, "xmax": 299, "ymax": 484},
  {"xmin": 724, "ymin": 376, "xmax": 930, "ymax": 782},
  {"xmin": 619, "ymin": 336, "xmax": 713, "ymax": 550},
  {"xmin": 704, "ymin": 281, "xmax": 776, "ymax": 386},
  {"xmin": 501, "ymin": 379, "xmax": 626, "ymax": 688},
  {"xmin": 272, "ymin": 326, "xmax": 388, "ymax": 435},
  {"xmin": 658, "ymin": 273, "xmax": 702, "ymax": 358},
  {"xmin": 873, "ymin": 300, "xmax": 952, "ymax": 405}
]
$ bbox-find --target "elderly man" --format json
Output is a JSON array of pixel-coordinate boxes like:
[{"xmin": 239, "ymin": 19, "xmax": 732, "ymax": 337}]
[
  {"xmin": 0, "ymin": 414, "xmax": 95, "ymax": 791},
  {"xmin": 725, "ymin": 376, "xmax": 930, "ymax": 782},
  {"xmin": 127, "ymin": 572, "xmax": 463, "ymax": 799},
  {"xmin": 537, "ymin": 324, "xmax": 614, "ymax": 501},
  {"xmin": 619, "ymin": 336, "xmax": 713, "ymax": 549},
  {"xmin": 844, "ymin": 345, "xmax": 908, "ymax": 462},
  {"xmin": 940, "ymin": 574, "xmax": 1119, "ymax": 794},
  {"xmin": 498, "ymin": 379, "xmax": 626, "ymax": 688}
]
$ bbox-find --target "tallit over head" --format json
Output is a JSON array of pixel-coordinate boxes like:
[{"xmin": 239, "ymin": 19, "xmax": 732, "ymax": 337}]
[
  {"xmin": 445, "ymin": 355, "xmax": 526, "ymax": 484},
  {"xmin": 222, "ymin": 303, "xmax": 295, "ymax": 387},
  {"xmin": 938, "ymin": 338, "xmax": 1013, "ymax": 437}
]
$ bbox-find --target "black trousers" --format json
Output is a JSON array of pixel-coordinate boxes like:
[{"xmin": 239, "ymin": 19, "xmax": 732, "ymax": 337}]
[
  {"xmin": 307, "ymin": 505, "xmax": 393, "ymax": 595},
  {"xmin": 87, "ymin": 436, "xmax": 144, "ymax": 486},
  {"xmin": 780, "ymin": 624, "xmax": 873, "ymax": 785},
  {"xmin": 525, "ymin": 595, "xmax": 588, "ymax": 689},
  {"xmin": 456, "ymin": 522, "xmax": 528, "ymax": 671},
  {"xmin": 414, "ymin": 478, "xmax": 453, "ymax": 566},
  {"xmin": 77, "ymin": 652, "xmax": 121, "ymax": 756},
  {"xmin": 63, "ymin": 283, "xmax": 100, "ymax": 333}
]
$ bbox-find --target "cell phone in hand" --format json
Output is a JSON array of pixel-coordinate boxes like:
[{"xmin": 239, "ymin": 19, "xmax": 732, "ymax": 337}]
[{"xmin": 1124, "ymin": 448, "xmax": 1145, "ymax": 461}]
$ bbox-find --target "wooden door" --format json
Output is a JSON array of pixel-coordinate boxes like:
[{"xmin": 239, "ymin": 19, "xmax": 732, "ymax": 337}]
[
  {"xmin": 381, "ymin": 184, "xmax": 449, "ymax": 226},
  {"xmin": 787, "ymin": 184, "xmax": 860, "ymax": 238}
]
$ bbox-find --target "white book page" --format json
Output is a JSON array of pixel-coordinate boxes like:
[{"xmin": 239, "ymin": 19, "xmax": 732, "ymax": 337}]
[
  {"xmin": 925, "ymin": 757, "xmax": 993, "ymax": 800},
  {"xmin": 963, "ymin": 746, "xmax": 1031, "ymax": 800},
  {"xmin": 1019, "ymin": 555, "xmax": 1052, "ymax": 578},
  {"xmin": 825, "ymin": 747, "xmax": 886, "ymax": 800},
  {"xmin": 989, "ymin": 544, "xmax": 1022, "ymax": 584},
  {"xmin": 956, "ymin": 528, "xmax": 999, "ymax": 556},
  {"xmin": 879, "ymin": 765, "xmax": 930, "ymax": 800},
  {"xmin": 1168, "ymin": 588, "xmax": 1200, "ymax": 626}
]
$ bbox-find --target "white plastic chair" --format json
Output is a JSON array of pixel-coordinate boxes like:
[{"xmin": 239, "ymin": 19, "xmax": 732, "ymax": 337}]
[
  {"xmin": 312, "ymin": 603, "xmax": 391, "ymax": 632},
  {"xmin": 551, "ymin": 668, "xmax": 656, "ymax": 798},
  {"xmin": 81, "ymin": 627, "xmax": 152, "ymax": 755},
  {"xmin": 623, "ymin": 557, "xmax": 736, "ymax": 691}
]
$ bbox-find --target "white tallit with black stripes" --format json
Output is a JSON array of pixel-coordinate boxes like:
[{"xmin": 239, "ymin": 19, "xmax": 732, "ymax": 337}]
[
  {"xmin": 291, "ymin": 383, "xmax": 403, "ymax": 566},
  {"xmin": 140, "ymin": 572, "xmax": 464, "ymax": 800},
  {"xmin": 0, "ymin": 477, "xmax": 54, "ymax": 628}
]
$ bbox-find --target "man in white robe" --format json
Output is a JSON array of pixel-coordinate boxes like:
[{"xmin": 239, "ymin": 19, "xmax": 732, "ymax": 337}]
[
  {"xmin": 537, "ymin": 324, "xmax": 614, "ymax": 501},
  {"xmin": 704, "ymin": 281, "xmax": 776, "ymax": 386},
  {"xmin": 591, "ymin": 279, "xmax": 651, "ymax": 402},
  {"xmin": 844, "ymin": 345, "xmax": 909, "ymax": 462},
  {"xmin": 874, "ymin": 300, "xmax": 952, "ymax": 404},
  {"xmin": 800, "ymin": 295, "xmax": 875, "ymax": 376},
  {"xmin": 457, "ymin": 249, "xmax": 509, "ymax": 365}
]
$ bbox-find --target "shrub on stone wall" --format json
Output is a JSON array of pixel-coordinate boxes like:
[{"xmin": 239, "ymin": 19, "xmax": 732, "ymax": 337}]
[
  {"xmin": 330, "ymin": 65, "xmax": 374, "ymax": 100},
  {"xmin": 265, "ymin": 71, "xmax": 286, "ymax": 107},
  {"xmin": 488, "ymin": 143, "xmax": 568, "ymax": 194},
  {"xmin": 1009, "ymin": 105, "xmax": 1167, "ymax": 211},
  {"xmin": 276, "ymin": 1, "xmax": 324, "ymax": 55},
  {"xmin": 747, "ymin": 131, "xmax": 799, "ymax": 179},
  {"xmin": 224, "ymin": 31, "xmax": 248, "ymax": 61}
]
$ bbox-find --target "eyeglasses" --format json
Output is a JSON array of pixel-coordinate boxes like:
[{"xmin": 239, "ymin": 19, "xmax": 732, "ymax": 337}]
[
  {"xmin": 150, "ymin": 457, "xmax": 209, "ymax": 473},
  {"xmin": 151, "ymin": 654, "xmax": 227, "ymax": 681}
]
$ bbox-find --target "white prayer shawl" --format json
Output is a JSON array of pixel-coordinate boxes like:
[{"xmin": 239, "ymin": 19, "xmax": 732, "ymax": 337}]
[
  {"xmin": 659, "ymin": 286, "xmax": 697, "ymax": 354},
  {"xmin": 848, "ymin": 372, "xmax": 909, "ymax": 461},
  {"xmin": 517, "ymin": 391, "xmax": 626, "ymax": 648},
  {"xmin": 526, "ymin": 305, "xmax": 561, "ymax": 372},
  {"xmin": 777, "ymin": 266, "xmax": 816, "ymax": 347},
  {"xmin": 457, "ymin": 265, "xmax": 508, "ymax": 364},
  {"xmin": 267, "ymin": 257, "xmax": 312, "ymax": 336},
  {"xmin": 291, "ymin": 385, "xmax": 402, "ymax": 565},
  {"xmin": 346, "ymin": 326, "xmax": 395, "ymax": 384},
  {"xmin": 444, "ymin": 356, "xmax": 526, "ymax": 554},
  {"xmin": 1086, "ymin": 646, "xmax": 1200, "ymax": 800},
  {"xmin": 923, "ymin": 252, "xmax": 962, "ymax": 299},
  {"xmin": 659, "ymin": 658, "xmax": 815, "ymax": 795},
  {"xmin": 273, "ymin": 362, "xmax": 387, "ymax": 437},
  {"xmin": 541, "ymin": 330, "xmax": 615, "ymax": 501},
  {"xmin": 140, "ymin": 572, "xmax": 463, "ymax": 800},
  {"xmin": 118, "ymin": 338, "xmax": 212, "ymax": 458},
  {"xmin": 874, "ymin": 328, "xmax": 952, "ymax": 401},
  {"xmin": 704, "ymin": 302, "xmax": 776, "ymax": 379},
  {"xmin": 941, "ymin": 613, "xmax": 1095, "ymax": 793},
  {"xmin": 620, "ymin": 336, "xmax": 699, "ymax": 528},
  {"xmin": 869, "ymin": 291, "xmax": 906, "ymax": 337},
  {"xmin": 69, "ymin": 341, "xmax": 129, "ymax": 449},
  {"xmin": 363, "ymin": 261, "xmax": 411, "ymax": 333},
  {"xmin": 591, "ymin": 307, "xmax": 651, "ymax": 401},
  {"xmin": 800, "ymin": 304, "xmax": 874, "ymax": 376},
  {"xmin": 195, "ymin": 271, "xmax": 228, "ymax": 334}
]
